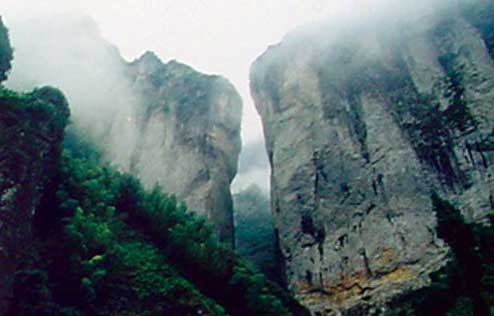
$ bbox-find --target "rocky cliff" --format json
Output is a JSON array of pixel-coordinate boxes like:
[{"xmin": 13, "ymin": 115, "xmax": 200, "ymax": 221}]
[
  {"xmin": 126, "ymin": 52, "xmax": 242, "ymax": 243},
  {"xmin": 6, "ymin": 17, "xmax": 242, "ymax": 244},
  {"xmin": 250, "ymin": 1, "xmax": 494, "ymax": 313}
]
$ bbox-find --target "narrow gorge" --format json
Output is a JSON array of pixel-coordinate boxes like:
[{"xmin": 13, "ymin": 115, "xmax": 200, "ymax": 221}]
[{"xmin": 1, "ymin": 1, "xmax": 494, "ymax": 315}]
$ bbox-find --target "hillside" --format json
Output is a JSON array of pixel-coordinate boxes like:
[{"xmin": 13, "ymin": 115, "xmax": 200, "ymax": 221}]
[{"xmin": 0, "ymin": 16, "xmax": 309, "ymax": 316}]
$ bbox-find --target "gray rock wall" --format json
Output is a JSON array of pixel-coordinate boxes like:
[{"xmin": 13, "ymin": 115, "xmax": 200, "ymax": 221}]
[
  {"xmin": 126, "ymin": 52, "xmax": 242, "ymax": 243},
  {"xmin": 250, "ymin": 1, "xmax": 494, "ymax": 313}
]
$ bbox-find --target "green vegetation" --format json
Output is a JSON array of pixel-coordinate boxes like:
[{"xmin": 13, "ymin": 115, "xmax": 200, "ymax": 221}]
[
  {"xmin": 387, "ymin": 194, "xmax": 494, "ymax": 316},
  {"xmin": 234, "ymin": 185, "xmax": 281, "ymax": 283},
  {"xmin": 0, "ymin": 16, "xmax": 13, "ymax": 82},
  {"xmin": 11, "ymin": 134, "xmax": 309, "ymax": 316},
  {"xmin": 1, "ymin": 17, "xmax": 306, "ymax": 315},
  {"xmin": 0, "ymin": 86, "xmax": 70, "ymax": 190},
  {"xmin": 13, "ymin": 153, "xmax": 225, "ymax": 316}
]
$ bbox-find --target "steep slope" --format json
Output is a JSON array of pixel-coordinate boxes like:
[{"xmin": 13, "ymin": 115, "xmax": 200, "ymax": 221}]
[
  {"xmin": 250, "ymin": 1, "xmax": 494, "ymax": 314},
  {"xmin": 11, "ymin": 145, "xmax": 309, "ymax": 316},
  {"xmin": 0, "ymin": 18, "xmax": 307, "ymax": 316},
  {"xmin": 11, "ymin": 148, "xmax": 229, "ymax": 316},
  {"xmin": 6, "ymin": 17, "xmax": 242, "ymax": 244},
  {"xmin": 0, "ymin": 22, "xmax": 70, "ymax": 313}
]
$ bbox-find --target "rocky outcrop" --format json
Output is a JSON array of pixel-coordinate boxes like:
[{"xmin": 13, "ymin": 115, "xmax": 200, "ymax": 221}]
[
  {"xmin": 0, "ymin": 86, "xmax": 70, "ymax": 316},
  {"xmin": 250, "ymin": 1, "xmax": 494, "ymax": 313},
  {"xmin": 126, "ymin": 52, "xmax": 242, "ymax": 243},
  {"xmin": 6, "ymin": 17, "xmax": 242, "ymax": 244}
]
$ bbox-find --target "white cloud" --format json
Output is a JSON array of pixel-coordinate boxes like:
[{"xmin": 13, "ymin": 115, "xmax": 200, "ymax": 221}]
[
  {"xmin": 1, "ymin": 0, "xmax": 453, "ymax": 191},
  {"xmin": 1, "ymin": 0, "xmax": 333, "ymax": 146}
]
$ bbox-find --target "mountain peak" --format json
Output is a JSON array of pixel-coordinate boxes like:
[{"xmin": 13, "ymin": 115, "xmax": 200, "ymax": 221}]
[
  {"xmin": 132, "ymin": 51, "xmax": 164, "ymax": 75},
  {"xmin": 139, "ymin": 51, "xmax": 162, "ymax": 63}
]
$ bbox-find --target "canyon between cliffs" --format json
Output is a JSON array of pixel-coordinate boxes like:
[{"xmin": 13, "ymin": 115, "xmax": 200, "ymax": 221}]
[{"xmin": 1, "ymin": 1, "xmax": 494, "ymax": 315}]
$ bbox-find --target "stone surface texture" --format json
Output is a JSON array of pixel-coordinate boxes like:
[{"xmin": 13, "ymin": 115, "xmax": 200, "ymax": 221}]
[{"xmin": 250, "ymin": 1, "xmax": 494, "ymax": 313}]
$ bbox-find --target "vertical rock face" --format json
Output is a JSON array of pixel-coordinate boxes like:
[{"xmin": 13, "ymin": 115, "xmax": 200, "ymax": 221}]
[
  {"xmin": 0, "ymin": 86, "xmax": 69, "ymax": 316},
  {"xmin": 250, "ymin": 1, "xmax": 494, "ymax": 313},
  {"xmin": 6, "ymin": 17, "xmax": 242, "ymax": 244},
  {"xmin": 127, "ymin": 52, "xmax": 242, "ymax": 243}
]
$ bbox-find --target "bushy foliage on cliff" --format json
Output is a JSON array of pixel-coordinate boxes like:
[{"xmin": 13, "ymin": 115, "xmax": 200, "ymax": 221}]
[
  {"xmin": 0, "ymin": 78, "xmax": 69, "ymax": 316},
  {"xmin": 234, "ymin": 185, "xmax": 280, "ymax": 283},
  {"xmin": 387, "ymin": 194, "xmax": 494, "ymax": 316},
  {"xmin": 0, "ymin": 86, "xmax": 70, "ymax": 187},
  {"xmin": 0, "ymin": 16, "xmax": 13, "ymax": 82},
  {"xmin": 11, "ymin": 132, "xmax": 310, "ymax": 316}
]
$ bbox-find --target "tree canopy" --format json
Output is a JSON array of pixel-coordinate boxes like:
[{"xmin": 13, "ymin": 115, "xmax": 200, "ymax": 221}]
[{"xmin": 0, "ymin": 16, "xmax": 13, "ymax": 82}]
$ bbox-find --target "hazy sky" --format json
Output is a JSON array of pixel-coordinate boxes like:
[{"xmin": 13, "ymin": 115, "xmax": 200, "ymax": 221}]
[
  {"xmin": 1, "ymin": 0, "xmax": 340, "ymax": 146},
  {"xmin": 2, "ymin": 0, "xmax": 343, "ymax": 192},
  {"xmin": 1, "ymin": 0, "xmax": 448, "ymax": 192}
]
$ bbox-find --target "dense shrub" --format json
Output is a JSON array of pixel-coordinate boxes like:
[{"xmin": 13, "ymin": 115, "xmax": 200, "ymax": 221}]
[
  {"xmin": 12, "ymin": 135, "xmax": 309, "ymax": 316},
  {"xmin": 234, "ymin": 186, "xmax": 280, "ymax": 283}
]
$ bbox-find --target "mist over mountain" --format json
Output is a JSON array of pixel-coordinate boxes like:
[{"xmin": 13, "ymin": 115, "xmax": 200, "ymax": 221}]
[
  {"xmin": 5, "ymin": 15, "xmax": 242, "ymax": 243},
  {"xmin": 0, "ymin": 15, "xmax": 308, "ymax": 316},
  {"xmin": 233, "ymin": 140, "xmax": 270, "ymax": 193},
  {"xmin": 1, "ymin": 0, "xmax": 494, "ymax": 316},
  {"xmin": 234, "ymin": 185, "xmax": 278, "ymax": 281}
]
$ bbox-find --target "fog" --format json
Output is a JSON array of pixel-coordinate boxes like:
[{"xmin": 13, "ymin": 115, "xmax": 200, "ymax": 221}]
[
  {"xmin": 5, "ymin": 15, "xmax": 140, "ymax": 170},
  {"xmin": 6, "ymin": 16, "xmax": 130, "ymax": 119},
  {"xmin": 1, "ymin": 0, "xmax": 459, "ymax": 193},
  {"xmin": 234, "ymin": 141, "xmax": 271, "ymax": 192}
]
